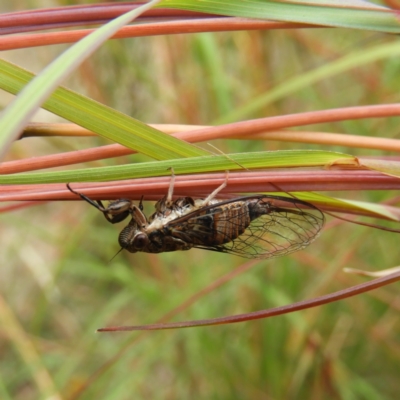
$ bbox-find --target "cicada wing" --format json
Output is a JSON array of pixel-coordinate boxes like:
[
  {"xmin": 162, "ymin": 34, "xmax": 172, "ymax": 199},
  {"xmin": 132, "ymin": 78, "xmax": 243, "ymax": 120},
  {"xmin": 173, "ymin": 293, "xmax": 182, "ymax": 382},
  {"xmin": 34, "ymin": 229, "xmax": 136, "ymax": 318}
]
[
  {"xmin": 166, "ymin": 196, "xmax": 324, "ymax": 259},
  {"xmin": 215, "ymin": 205, "xmax": 324, "ymax": 259}
]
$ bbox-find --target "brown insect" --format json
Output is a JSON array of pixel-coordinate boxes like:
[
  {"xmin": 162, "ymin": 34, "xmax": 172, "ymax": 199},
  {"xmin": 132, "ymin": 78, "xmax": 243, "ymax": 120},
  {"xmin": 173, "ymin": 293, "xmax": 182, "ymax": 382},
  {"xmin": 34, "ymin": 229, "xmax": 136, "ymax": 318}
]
[{"xmin": 67, "ymin": 174, "xmax": 324, "ymax": 259}]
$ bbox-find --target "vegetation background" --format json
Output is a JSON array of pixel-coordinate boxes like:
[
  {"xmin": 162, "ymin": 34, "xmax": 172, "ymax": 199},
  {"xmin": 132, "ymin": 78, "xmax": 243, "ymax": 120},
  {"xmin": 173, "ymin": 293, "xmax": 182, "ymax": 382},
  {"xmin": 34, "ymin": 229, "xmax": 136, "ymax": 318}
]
[{"xmin": 0, "ymin": 1, "xmax": 399, "ymax": 399}]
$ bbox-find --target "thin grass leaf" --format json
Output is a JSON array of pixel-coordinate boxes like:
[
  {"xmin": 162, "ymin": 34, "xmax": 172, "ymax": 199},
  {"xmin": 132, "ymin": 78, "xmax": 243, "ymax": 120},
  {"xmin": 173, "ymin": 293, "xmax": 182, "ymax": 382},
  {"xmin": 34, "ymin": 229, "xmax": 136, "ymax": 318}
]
[
  {"xmin": 0, "ymin": 1, "xmax": 167, "ymax": 160},
  {"xmin": 359, "ymin": 158, "xmax": 400, "ymax": 178},
  {"xmin": 0, "ymin": 294, "xmax": 62, "ymax": 399},
  {"xmin": 344, "ymin": 266, "xmax": 400, "ymax": 277},
  {"xmin": 0, "ymin": 1, "xmax": 207, "ymax": 162},
  {"xmin": 217, "ymin": 41, "xmax": 400, "ymax": 123},
  {"xmin": 288, "ymin": 192, "xmax": 399, "ymax": 221},
  {"xmin": 158, "ymin": 0, "xmax": 400, "ymax": 33},
  {"xmin": 0, "ymin": 150, "xmax": 353, "ymax": 184},
  {"xmin": 0, "ymin": 59, "xmax": 208, "ymax": 160}
]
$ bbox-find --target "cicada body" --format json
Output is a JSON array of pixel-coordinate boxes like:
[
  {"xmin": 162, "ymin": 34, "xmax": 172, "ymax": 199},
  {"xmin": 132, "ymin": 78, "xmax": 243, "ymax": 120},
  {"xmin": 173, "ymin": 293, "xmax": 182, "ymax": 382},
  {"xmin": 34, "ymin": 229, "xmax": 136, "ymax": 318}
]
[
  {"xmin": 67, "ymin": 176, "xmax": 324, "ymax": 260},
  {"xmin": 118, "ymin": 195, "xmax": 324, "ymax": 259}
]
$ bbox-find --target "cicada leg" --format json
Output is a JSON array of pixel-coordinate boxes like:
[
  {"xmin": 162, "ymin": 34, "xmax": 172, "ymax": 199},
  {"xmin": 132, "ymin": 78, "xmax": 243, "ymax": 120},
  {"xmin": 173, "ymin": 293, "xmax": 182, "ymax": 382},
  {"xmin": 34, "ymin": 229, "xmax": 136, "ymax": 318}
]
[
  {"xmin": 66, "ymin": 183, "xmax": 132, "ymax": 224},
  {"xmin": 166, "ymin": 167, "xmax": 176, "ymax": 207},
  {"xmin": 201, "ymin": 171, "xmax": 229, "ymax": 206}
]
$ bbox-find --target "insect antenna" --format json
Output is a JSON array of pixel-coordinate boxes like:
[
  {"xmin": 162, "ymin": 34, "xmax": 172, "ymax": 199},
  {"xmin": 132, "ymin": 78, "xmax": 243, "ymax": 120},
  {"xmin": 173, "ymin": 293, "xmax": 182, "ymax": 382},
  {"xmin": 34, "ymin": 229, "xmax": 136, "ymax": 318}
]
[{"xmin": 109, "ymin": 247, "xmax": 125, "ymax": 263}]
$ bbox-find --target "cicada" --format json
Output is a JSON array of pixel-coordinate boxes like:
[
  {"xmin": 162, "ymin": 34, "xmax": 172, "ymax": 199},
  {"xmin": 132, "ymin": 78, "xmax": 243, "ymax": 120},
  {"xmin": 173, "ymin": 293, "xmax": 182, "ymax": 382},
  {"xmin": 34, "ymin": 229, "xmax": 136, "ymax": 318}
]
[{"xmin": 67, "ymin": 175, "xmax": 324, "ymax": 259}]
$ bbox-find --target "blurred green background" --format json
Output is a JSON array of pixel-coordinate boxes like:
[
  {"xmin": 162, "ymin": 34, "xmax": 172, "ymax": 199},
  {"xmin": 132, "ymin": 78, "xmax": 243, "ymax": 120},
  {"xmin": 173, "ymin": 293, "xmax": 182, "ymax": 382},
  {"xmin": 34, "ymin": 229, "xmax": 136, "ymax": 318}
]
[{"xmin": 1, "ymin": 2, "xmax": 400, "ymax": 399}]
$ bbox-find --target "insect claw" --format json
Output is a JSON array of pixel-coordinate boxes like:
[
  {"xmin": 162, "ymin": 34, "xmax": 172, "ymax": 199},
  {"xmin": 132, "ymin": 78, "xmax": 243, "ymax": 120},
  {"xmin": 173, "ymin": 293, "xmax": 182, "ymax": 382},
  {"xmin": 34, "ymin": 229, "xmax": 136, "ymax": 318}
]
[
  {"xmin": 66, "ymin": 182, "xmax": 78, "ymax": 196},
  {"xmin": 138, "ymin": 195, "xmax": 144, "ymax": 211},
  {"xmin": 202, "ymin": 171, "xmax": 229, "ymax": 206},
  {"xmin": 166, "ymin": 167, "xmax": 176, "ymax": 206},
  {"xmin": 67, "ymin": 183, "xmax": 104, "ymax": 211},
  {"xmin": 66, "ymin": 183, "xmax": 133, "ymax": 224}
]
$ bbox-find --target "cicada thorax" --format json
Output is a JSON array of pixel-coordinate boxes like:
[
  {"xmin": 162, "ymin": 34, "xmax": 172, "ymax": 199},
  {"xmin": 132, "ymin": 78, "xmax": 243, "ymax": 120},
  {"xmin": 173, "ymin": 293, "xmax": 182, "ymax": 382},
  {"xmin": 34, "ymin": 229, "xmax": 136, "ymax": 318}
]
[
  {"xmin": 162, "ymin": 198, "xmax": 268, "ymax": 247},
  {"xmin": 118, "ymin": 195, "xmax": 201, "ymax": 253},
  {"xmin": 148, "ymin": 196, "xmax": 196, "ymax": 228}
]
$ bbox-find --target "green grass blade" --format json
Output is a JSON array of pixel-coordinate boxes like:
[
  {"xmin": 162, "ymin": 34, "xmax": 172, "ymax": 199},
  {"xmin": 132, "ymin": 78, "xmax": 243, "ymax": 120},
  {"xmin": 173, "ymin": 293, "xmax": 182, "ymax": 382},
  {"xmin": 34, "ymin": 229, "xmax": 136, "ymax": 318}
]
[
  {"xmin": 216, "ymin": 40, "xmax": 400, "ymax": 123},
  {"xmin": 0, "ymin": 150, "xmax": 353, "ymax": 184},
  {"xmin": 157, "ymin": 0, "xmax": 400, "ymax": 33},
  {"xmin": 359, "ymin": 158, "xmax": 400, "ymax": 178},
  {"xmin": 0, "ymin": 59, "xmax": 208, "ymax": 160},
  {"xmin": 0, "ymin": 1, "xmax": 162, "ymax": 159},
  {"xmin": 0, "ymin": 0, "xmax": 207, "ymax": 161},
  {"xmin": 292, "ymin": 192, "xmax": 399, "ymax": 221}
]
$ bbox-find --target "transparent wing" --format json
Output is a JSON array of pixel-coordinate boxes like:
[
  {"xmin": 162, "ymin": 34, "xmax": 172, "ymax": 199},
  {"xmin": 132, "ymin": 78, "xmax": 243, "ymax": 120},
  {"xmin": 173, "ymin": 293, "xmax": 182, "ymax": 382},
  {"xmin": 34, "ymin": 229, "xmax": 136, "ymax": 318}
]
[
  {"xmin": 167, "ymin": 196, "xmax": 325, "ymax": 259},
  {"xmin": 216, "ymin": 204, "xmax": 324, "ymax": 259}
]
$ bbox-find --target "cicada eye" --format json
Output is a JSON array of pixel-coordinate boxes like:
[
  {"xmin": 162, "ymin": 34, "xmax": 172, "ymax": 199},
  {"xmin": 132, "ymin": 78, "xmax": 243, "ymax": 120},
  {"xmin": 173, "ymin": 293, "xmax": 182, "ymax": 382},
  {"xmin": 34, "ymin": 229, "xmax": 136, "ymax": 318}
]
[{"xmin": 133, "ymin": 233, "xmax": 149, "ymax": 250}]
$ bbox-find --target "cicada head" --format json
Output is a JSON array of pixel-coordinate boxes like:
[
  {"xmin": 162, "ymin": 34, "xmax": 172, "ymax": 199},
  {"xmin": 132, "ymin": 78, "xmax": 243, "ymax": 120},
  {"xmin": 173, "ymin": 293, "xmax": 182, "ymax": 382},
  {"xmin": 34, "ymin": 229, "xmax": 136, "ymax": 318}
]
[
  {"xmin": 118, "ymin": 205, "xmax": 150, "ymax": 253},
  {"xmin": 118, "ymin": 224, "xmax": 149, "ymax": 253}
]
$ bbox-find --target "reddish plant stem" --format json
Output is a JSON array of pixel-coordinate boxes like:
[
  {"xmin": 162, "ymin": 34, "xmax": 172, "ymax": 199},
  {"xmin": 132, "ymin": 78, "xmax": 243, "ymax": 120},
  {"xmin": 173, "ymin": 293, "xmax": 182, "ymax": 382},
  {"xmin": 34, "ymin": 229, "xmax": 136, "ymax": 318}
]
[
  {"xmin": 0, "ymin": 3, "xmax": 207, "ymax": 33},
  {"xmin": 0, "ymin": 18, "xmax": 316, "ymax": 50},
  {"xmin": 98, "ymin": 270, "xmax": 400, "ymax": 331},
  {"xmin": 3, "ymin": 103, "xmax": 400, "ymax": 174},
  {"xmin": 1, "ymin": 170, "xmax": 399, "ymax": 202}
]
